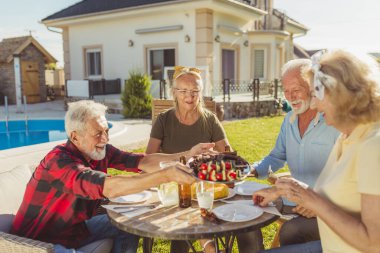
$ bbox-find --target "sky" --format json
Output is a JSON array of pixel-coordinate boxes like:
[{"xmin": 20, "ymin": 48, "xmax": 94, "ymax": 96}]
[
  {"xmin": 0, "ymin": 0, "xmax": 79, "ymax": 67},
  {"xmin": 274, "ymin": 0, "xmax": 380, "ymax": 55},
  {"xmin": 1, "ymin": 0, "xmax": 379, "ymax": 67}
]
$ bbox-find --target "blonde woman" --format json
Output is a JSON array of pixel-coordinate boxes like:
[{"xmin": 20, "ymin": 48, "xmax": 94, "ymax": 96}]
[
  {"xmin": 146, "ymin": 66, "xmax": 230, "ymax": 154},
  {"xmin": 146, "ymin": 66, "xmax": 230, "ymax": 253},
  {"xmin": 254, "ymin": 49, "xmax": 380, "ymax": 253}
]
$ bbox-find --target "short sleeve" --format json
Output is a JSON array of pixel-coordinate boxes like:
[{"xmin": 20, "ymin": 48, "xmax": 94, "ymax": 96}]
[
  {"xmin": 357, "ymin": 135, "xmax": 380, "ymax": 195},
  {"xmin": 208, "ymin": 111, "xmax": 226, "ymax": 142},
  {"xmin": 150, "ymin": 112, "xmax": 166, "ymax": 140}
]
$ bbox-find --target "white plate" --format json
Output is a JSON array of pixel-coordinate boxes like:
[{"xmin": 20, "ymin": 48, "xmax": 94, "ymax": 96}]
[
  {"xmin": 213, "ymin": 203, "xmax": 263, "ymax": 222},
  {"xmin": 234, "ymin": 182, "xmax": 270, "ymax": 196},
  {"xmin": 109, "ymin": 191, "xmax": 152, "ymax": 204},
  {"xmin": 193, "ymin": 188, "xmax": 236, "ymax": 202}
]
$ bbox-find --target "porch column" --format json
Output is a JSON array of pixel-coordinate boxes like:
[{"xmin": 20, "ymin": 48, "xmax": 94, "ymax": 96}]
[
  {"xmin": 196, "ymin": 8, "xmax": 214, "ymax": 96},
  {"xmin": 13, "ymin": 54, "xmax": 22, "ymax": 112}
]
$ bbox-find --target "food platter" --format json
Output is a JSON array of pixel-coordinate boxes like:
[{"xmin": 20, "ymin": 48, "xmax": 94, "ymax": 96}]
[{"xmin": 188, "ymin": 153, "xmax": 251, "ymax": 183}]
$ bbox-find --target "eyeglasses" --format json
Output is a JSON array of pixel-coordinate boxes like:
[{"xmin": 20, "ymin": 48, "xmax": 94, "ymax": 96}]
[{"xmin": 175, "ymin": 88, "xmax": 200, "ymax": 96}]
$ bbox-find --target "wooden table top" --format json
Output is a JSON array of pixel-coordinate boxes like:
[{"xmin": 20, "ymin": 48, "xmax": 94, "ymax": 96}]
[{"xmin": 107, "ymin": 190, "xmax": 282, "ymax": 240}]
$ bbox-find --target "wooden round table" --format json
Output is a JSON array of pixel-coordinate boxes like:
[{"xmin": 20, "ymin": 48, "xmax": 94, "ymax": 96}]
[{"xmin": 108, "ymin": 191, "xmax": 282, "ymax": 253}]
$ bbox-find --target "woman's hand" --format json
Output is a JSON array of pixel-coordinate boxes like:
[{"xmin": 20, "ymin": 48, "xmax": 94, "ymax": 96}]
[
  {"xmin": 189, "ymin": 143, "xmax": 216, "ymax": 157},
  {"xmin": 275, "ymin": 178, "xmax": 321, "ymax": 211},
  {"xmin": 252, "ymin": 187, "xmax": 280, "ymax": 206},
  {"xmin": 292, "ymin": 205, "xmax": 316, "ymax": 218}
]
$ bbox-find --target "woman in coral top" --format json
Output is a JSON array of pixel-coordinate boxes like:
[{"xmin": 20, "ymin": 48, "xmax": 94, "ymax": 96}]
[{"xmin": 254, "ymin": 49, "xmax": 380, "ymax": 253}]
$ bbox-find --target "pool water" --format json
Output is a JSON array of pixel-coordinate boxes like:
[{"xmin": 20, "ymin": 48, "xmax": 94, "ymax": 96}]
[{"xmin": 0, "ymin": 119, "xmax": 67, "ymax": 150}]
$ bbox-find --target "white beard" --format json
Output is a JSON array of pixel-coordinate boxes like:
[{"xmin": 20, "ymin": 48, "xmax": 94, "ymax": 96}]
[
  {"xmin": 291, "ymin": 98, "xmax": 311, "ymax": 115},
  {"xmin": 86, "ymin": 147, "xmax": 106, "ymax": 160}
]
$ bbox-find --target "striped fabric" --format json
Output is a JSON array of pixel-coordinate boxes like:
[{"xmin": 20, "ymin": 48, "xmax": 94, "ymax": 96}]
[{"xmin": 0, "ymin": 232, "xmax": 54, "ymax": 253}]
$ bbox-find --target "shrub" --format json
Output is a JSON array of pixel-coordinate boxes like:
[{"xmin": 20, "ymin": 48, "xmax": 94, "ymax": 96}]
[{"xmin": 121, "ymin": 70, "xmax": 152, "ymax": 118}]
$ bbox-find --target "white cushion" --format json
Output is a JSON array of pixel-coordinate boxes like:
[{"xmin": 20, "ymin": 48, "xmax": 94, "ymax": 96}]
[
  {"xmin": 0, "ymin": 164, "xmax": 32, "ymax": 214},
  {"xmin": 0, "ymin": 164, "xmax": 113, "ymax": 253}
]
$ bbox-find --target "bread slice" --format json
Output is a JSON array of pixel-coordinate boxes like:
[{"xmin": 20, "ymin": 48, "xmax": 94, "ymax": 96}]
[{"xmin": 191, "ymin": 183, "xmax": 229, "ymax": 200}]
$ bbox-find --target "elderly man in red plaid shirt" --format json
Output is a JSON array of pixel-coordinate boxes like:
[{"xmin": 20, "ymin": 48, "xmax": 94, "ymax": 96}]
[{"xmin": 11, "ymin": 100, "xmax": 214, "ymax": 253}]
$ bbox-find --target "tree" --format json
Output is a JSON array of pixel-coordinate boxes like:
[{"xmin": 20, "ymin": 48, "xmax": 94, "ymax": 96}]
[
  {"xmin": 45, "ymin": 63, "xmax": 57, "ymax": 70},
  {"xmin": 121, "ymin": 70, "xmax": 152, "ymax": 118}
]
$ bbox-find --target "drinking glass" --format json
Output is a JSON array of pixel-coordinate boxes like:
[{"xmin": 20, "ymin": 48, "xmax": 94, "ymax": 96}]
[
  {"xmin": 158, "ymin": 182, "xmax": 179, "ymax": 207},
  {"xmin": 196, "ymin": 181, "xmax": 214, "ymax": 211},
  {"xmin": 158, "ymin": 161, "xmax": 179, "ymax": 206}
]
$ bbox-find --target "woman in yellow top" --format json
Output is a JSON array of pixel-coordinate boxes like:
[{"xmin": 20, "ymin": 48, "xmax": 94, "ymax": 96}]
[{"xmin": 253, "ymin": 49, "xmax": 380, "ymax": 253}]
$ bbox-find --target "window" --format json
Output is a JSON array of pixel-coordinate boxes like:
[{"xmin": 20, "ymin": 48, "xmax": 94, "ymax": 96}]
[
  {"xmin": 85, "ymin": 48, "xmax": 102, "ymax": 78},
  {"xmin": 253, "ymin": 49, "xmax": 265, "ymax": 79},
  {"xmin": 149, "ymin": 49, "xmax": 175, "ymax": 80}
]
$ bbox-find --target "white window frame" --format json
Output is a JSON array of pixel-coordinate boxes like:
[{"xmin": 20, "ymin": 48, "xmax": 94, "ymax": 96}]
[{"xmin": 84, "ymin": 47, "xmax": 102, "ymax": 79}]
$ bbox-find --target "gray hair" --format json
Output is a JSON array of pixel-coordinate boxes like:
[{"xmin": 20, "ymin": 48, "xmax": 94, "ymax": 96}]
[
  {"xmin": 281, "ymin": 58, "xmax": 312, "ymax": 77},
  {"xmin": 171, "ymin": 72, "xmax": 205, "ymax": 115},
  {"xmin": 172, "ymin": 73, "xmax": 204, "ymax": 90},
  {"xmin": 65, "ymin": 100, "xmax": 108, "ymax": 137}
]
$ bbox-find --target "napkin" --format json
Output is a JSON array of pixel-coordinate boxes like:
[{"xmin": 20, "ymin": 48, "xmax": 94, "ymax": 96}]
[
  {"xmin": 260, "ymin": 206, "xmax": 282, "ymax": 216},
  {"xmin": 220, "ymin": 200, "xmax": 282, "ymax": 216},
  {"xmin": 102, "ymin": 204, "xmax": 155, "ymax": 218}
]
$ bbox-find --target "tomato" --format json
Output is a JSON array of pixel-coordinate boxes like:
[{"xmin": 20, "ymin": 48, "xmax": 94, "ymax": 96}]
[
  {"xmin": 227, "ymin": 171, "xmax": 237, "ymax": 181},
  {"xmin": 211, "ymin": 164, "xmax": 216, "ymax": 170},
  {"xmin": 200, "ymin": 163, "xmax": 208, "ymax": 170},
  {"xmin": 216, "ymin": 173, "xmax": 223, "ymax": 181},
  {"xmin": 225, "ymin": 162, "xmax": 232, "ymax": 170},
  {"xmin": 198, "ymin": 171, "xmax": 207, "ymax": 180}
]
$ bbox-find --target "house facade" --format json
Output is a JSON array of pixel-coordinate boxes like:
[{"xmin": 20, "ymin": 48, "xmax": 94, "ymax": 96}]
[
  {"xmin": 0, "ymin": 36, "xmax": 56, "ymax": 105},
  {"xmin": 42, "ymin": 0, "xmax": 307, "ymax": 98}
]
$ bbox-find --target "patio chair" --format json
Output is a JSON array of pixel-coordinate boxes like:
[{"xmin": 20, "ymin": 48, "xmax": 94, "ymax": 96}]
[
  {"xmin": 151, "ymin": 98, "xmax": 216, "ymax": 124},
  {"xmin": 0, "ymin": 164, "xmax": 113, "ymax": 253}
]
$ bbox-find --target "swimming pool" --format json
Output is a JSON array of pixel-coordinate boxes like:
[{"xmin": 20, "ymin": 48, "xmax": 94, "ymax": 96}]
[
  {"xmin": 0, "ymin": 119, "xmax": 114, "ymax": 150},
  {"xmin": 0, "ymin": 119, "xmax": 67, "ymax": 150}
]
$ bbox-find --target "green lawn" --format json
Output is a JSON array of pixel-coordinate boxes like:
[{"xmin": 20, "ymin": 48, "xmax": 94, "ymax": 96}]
[{"xmin": 110, "ymin": 115, "xmax": 286, "ymax": 252}]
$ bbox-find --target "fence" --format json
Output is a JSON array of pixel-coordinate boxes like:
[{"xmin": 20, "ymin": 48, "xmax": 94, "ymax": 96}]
[
  {"xmin": 66, "ymin": 79, "xmax": 121, "ymax": 98},
  {"xmin": 212, "ymin": 79, "xmax": 282, "ymax": 102},
  {"xmin": 157, "ymin": 78, "xmax": 283, "ymax": 102},
  {"xmin": 89, "ymin": 79, "xmax": 121, "ymax": 96}
]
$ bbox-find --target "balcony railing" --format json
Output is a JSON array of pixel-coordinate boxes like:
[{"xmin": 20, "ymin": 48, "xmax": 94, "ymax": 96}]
[
  {"xmin": 156, "ymin": 78, "xmax": 283, "ymax": 102},
  {"xmin": 66, "ymin": 78, "xmax": 122, "ymax": 99},
  {"xmin": 212, "ymin": 79, "xmax": 282, "ymax": 101},
  {"xmin": 89, "ymin": 78, "xmax": 121, "ymax": 96}
]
